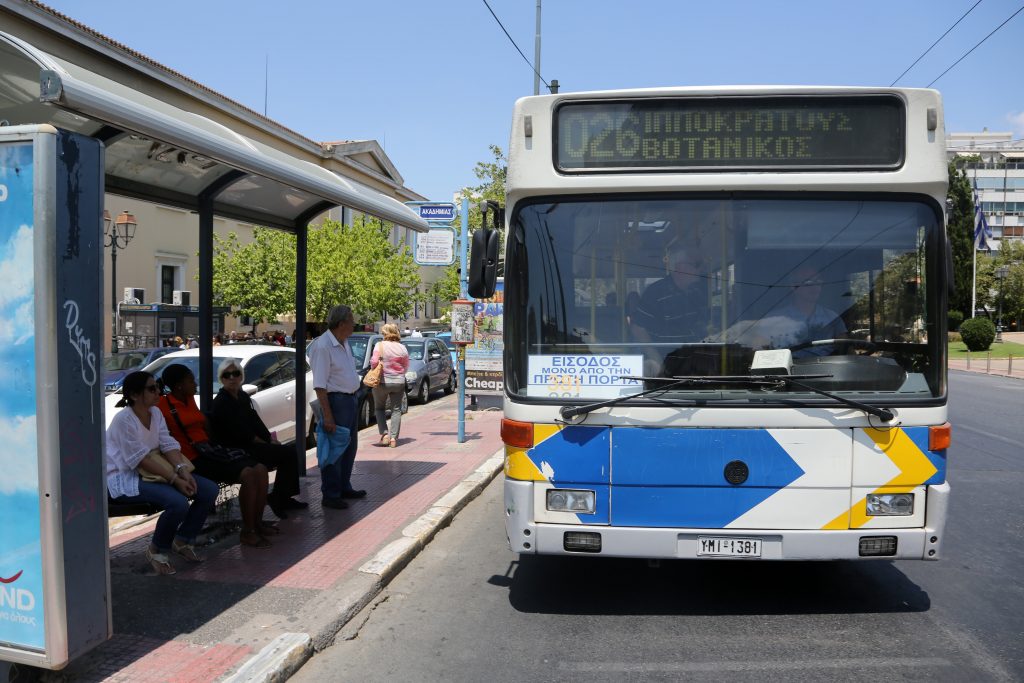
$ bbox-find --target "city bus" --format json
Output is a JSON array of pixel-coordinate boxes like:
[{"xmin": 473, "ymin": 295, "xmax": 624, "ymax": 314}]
[{"xmin": 469, "ymin": 86, "xmax": 951, "ymax": 561}]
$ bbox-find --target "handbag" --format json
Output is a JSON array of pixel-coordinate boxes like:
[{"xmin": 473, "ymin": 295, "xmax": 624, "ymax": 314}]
[
  {"xmin": 164, "ymin": 396, "xmax": 248, "ymax": 463},
  {"xmin": 138, "ymin": 448, "xmax": 195, "ymax": 483},
  {"xmin": 194, "ymin": 441, "xmax": 249, "ymax": 463},
  {"xmin": 363, "ymin": 343, "xmax": 384, "ymax": 387}
]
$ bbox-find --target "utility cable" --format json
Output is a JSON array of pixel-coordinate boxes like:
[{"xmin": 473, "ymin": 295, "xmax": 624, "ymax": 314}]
[
  {"xmin": 890, "ymin": 0, "xmax": 983, "ymax": 86},
  {"xmin": 481, "ymin": 0, "xmax": 550, "ymax": 89},
  {"xmin": 927, "ymin": 4, "xmax": 1024, "ymax": 87}
]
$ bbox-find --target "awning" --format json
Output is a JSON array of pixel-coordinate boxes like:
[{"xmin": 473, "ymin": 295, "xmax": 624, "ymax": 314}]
[{"xmin": 0, "ymin": 30, "xmax": 429, "ymax": 232}]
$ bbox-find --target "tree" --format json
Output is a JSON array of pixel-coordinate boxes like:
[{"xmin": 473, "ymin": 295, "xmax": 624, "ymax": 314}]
[
  {"xmin": 211, "ymin": 216, "xmax": 423, "ymax": 326},
  {"xmin": 430, "ymin": 144, "xmax": 509, "ymax": 311},
  {"xmin": 975, "ymin": 241, "xmax": 1024, "ymax": 330},
  {"xmin": 211, "ymin": 229, "xmax": 294, "ymax": 330},
  {"xmin": 947, "ymin": 162, "xmax": 975, "ymax": 319}
]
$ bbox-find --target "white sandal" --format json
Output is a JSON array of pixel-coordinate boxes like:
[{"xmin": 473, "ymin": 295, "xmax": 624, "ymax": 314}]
[
  {"xmin": 145, "ymin": 546, "xmax": 176, "ymax": 575},
  {"xmin": 172, "ymin": 540, "xmax": 203, "ymax": 563}
]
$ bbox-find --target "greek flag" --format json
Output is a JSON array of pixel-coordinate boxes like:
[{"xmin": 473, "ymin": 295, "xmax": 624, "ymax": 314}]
[{"xmin": 973, "ymin": 184, "xmax": 992, "ymax": 250}]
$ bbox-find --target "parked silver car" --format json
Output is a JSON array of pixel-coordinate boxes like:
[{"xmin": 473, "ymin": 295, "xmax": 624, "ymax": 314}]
[{"xmin": 401, "ymin": 338, "xmax": 456, "ymax": 403}]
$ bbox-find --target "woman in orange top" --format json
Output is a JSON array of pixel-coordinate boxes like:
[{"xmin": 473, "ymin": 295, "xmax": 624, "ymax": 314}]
[{"xmin": 158, "ymin": 363, "xmax": 275, "ymax": 548}]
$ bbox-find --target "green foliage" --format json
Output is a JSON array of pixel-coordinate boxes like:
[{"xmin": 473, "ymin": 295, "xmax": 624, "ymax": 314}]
[
  {"xmin": 211, "ymin": 230, "xmax": 294, "ymax": 328},
  {"xmin": 947, "ymin": 163, "xmax": 975, "ymax": 319},
  {"xmin": 305, "ymin": 217, "xmax": 422, "ymax": 324},
  {"xmin": 460, "ymin": 144, "xmax": 507, "ymax": 233},
  {"xmin": 959, "ymin": 316, "xmax": 995, "ymax": 351},
  {"xmin": 211, "ymin": 217, "xmax": 422, "ymax": 325},
  {"xmin": 947, "ymin": 309, "xmax": 963, "ymax": 331},
  {"xmin": 427, "ymin": 263, "xmax": 462, "ymax": 306},
  {"xmin": 973, "ymin": 241, "xmax": 1024, "ymax": 330}
]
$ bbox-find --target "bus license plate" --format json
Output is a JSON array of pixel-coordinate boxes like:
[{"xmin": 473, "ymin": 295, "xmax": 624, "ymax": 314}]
[{"xmin": 697, "ymin": 536, "xmax": 762, "ymax": 558}]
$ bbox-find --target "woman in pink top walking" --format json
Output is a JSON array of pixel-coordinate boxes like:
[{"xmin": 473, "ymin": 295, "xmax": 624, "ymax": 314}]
[{"xmin": 370, "ymin": 323, "xmax": 411, "ymax": 447}]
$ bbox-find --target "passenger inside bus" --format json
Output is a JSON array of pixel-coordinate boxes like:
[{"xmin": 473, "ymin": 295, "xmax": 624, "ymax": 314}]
[{"xmin": 747, "ymin": 264, "xmax": 848, "ymax": 357}]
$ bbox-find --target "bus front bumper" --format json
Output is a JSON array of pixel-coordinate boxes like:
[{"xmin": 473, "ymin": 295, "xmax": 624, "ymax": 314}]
[{"xmin": 505, "ymin": 479, "xmax": 949, "ymax": 561}]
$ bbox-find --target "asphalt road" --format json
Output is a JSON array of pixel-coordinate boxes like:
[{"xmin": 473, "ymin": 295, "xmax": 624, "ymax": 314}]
[{"xmin": 294, "ymin": 371, "xmax": 1023, "ymax": 682}]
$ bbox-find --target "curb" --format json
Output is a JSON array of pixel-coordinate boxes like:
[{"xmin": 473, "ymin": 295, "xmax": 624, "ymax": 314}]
[{"xmin": 223, "ymin": 448, "xmax": 506, "ymax": 683}]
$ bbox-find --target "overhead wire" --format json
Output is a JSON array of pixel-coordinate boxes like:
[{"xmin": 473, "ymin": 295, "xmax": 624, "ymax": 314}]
[
  {"xmin": 889, "ymin": 0, "xmax": 984, "ymax": 86},
  {"xmin": 481, "ymin": 0, "xmax": 549, "ymax": 89},
  {"xmin": 926, "ymin": 4, "xmax": 1024, "ymax": 87}
]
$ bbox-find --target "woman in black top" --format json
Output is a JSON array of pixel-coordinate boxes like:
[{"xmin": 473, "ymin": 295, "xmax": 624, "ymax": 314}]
[{"xmin": 209, "ymin": 358, "xmax": 306, "ymax": 519}]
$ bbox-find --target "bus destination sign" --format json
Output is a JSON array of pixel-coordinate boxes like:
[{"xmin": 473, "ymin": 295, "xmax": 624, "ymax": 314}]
[{"xmin": 555, "ymin": 96, "xmax": 904, "ymax": 172}]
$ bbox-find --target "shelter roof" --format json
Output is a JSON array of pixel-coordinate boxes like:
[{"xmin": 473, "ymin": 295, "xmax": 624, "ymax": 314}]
[{"xmin": 0, "ymin": 1, "xmax": 429, "ymax": 231}]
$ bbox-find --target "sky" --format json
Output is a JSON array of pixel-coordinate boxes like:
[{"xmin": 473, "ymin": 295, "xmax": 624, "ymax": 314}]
[{"xmin": 39, "ymin": 0, "xmax": 1024, "ymax": 202}]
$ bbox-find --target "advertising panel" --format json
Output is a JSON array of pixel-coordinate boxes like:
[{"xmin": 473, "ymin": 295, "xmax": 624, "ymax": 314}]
[
  {"xmin": 464, "ymin": 280, "xmax": 504, "ymax": 395},
  {"xmin": 0, "ymin": 141, "xmax": 45, "ymax": 652}
]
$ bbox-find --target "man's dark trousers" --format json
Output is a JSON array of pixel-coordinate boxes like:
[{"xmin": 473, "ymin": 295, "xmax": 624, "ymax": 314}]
[{"xmin": 321, "ymin": 392, "xmax": 359, "ymax": 500}]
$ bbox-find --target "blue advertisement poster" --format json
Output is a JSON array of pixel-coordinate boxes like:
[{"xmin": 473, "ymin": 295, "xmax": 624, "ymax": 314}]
[
  {"xmin": 0, "ymin": 141, "xmax": 45, "ymax": 651},
  {"xmin": 465, "ymin": 280, "xmax": 504, "ymax": 394}
]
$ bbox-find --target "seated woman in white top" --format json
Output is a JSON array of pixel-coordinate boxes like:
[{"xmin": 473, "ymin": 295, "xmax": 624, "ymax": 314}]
[{"xmin": 106, "ymin": 370, "xmax": 218, "ymax": 575}]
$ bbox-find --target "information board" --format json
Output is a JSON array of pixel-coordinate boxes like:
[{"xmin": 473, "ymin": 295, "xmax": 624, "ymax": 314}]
[{"xmin": 555, "ymin": 95, "xmax": 904, "ymax": 171}]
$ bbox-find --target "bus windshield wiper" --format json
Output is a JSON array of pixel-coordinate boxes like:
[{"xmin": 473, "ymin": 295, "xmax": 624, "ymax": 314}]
[
  {"xmin": 559, "ymin": 374, "xmax": 894, "ymax": 423},
  {"xmin": 558, "ymin": 377, "xmax": 705, "ymax": 422},
  {"xmin": 763, "ymin": 374, "xmax": 895, "ymax": 422}
]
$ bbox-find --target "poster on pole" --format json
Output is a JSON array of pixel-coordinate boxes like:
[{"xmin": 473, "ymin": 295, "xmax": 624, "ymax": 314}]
[
  {"xmin": 464, "ymin": 279, "xmax": 504, "ymax": 395},
  {"xmin": 413, "ymin": 227, "xmax": 455, "ymax": 266},
  {"xmin": 0, "ymin": 140, "xmax": 45, "ymax": 651}
]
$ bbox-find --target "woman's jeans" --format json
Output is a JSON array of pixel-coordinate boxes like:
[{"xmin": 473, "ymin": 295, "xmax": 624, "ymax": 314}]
[
  {"xmin": 372, "ymin": 381, "xmax": 406, "ymax": 439},
  {"xmin": 113, "ymin": 476, "xmax": 218, "ymax": 550}
]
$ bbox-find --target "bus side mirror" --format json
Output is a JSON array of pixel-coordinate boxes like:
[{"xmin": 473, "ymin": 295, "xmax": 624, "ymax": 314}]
[{"xmin": 468, "ymin": 228, "xmax": 499, "ymax": 299}]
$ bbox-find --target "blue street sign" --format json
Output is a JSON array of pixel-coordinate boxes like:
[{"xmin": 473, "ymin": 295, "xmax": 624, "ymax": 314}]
[{"xmin": 406, "ymin": 202, "xmax": 457, "ymax": 222}]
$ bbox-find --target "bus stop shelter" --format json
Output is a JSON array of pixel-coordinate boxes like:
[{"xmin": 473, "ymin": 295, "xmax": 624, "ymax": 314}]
[{"xmin": 0, "ymin": 7, "xmax": 427, "ymax": 669}]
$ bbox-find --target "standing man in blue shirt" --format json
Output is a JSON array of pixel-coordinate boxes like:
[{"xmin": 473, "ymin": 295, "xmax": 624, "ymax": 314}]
[{"xmin": 308, "ymin": 305, "xmax": 366, "ymax": 509}]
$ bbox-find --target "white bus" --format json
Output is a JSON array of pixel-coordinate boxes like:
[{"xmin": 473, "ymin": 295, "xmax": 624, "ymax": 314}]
[{"xmin": 469, "ymin": 87, "xmax": 951, "ymax": 561}]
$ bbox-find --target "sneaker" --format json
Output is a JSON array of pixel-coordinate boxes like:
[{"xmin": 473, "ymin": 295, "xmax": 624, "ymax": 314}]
[
  {"xmin": 321, "ymin": 497, "xmax": 349, "ymax": 510},
  {"xmin": 340, "ymin": 489, "xmax": 367, "ymax": 499}
]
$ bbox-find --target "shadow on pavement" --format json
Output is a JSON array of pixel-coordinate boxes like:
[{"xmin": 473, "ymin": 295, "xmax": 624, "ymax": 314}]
[
  {"xmin": 103, "ymin": 458, "xmax": 445, "ymax": 641},
  {"xmin": 501, "ymin": 555, "xmax": 930, "ymax": 616}
]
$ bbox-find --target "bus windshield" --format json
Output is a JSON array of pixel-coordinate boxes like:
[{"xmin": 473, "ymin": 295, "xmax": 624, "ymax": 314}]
[{"xmin": 505, "ymin": 196, "xmax": 942, "ymax": 403}]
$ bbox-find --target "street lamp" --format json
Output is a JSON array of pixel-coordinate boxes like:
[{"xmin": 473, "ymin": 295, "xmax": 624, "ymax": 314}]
[
  {"xmin": 995, "ymin": 265, "xmax": 1009, "ymax": 342},
  {"xmin": 104, "ymin": 209, "xmax": 137, "ymax": 353}
]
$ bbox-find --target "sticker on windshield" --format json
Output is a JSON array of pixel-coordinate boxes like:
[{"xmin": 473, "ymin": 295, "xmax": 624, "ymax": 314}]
[{"xmin": 527, "ymin": 355, "xmax": 644, "ymax": 399}]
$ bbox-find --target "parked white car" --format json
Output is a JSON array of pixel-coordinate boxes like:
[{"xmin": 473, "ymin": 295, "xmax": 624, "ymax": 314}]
[{"xmin": 103, "ymin": 346, "xmax": 316, "ymax": 446}]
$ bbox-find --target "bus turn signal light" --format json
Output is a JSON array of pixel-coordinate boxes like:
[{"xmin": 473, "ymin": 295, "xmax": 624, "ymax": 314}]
[
  {"xmin": 929, "ymin": 423, "xmax": 951, "ymax": 451},
  {"xmin": 501, "ymin": 419, "xmax": 534, "ymax": 448}
]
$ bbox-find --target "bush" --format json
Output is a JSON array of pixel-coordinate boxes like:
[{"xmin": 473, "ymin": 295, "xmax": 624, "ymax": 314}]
[
  {"xmin": 948, "ymin": 310, "xmax": 964, "ymax": 331},
  {"xmin": 960, "ymin": 317, "xmax": 996, "ymax": 352}
]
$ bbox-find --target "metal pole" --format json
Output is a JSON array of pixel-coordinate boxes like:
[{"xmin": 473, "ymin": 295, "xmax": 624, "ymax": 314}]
[
  {"xmin": 458, "ymin": 197, "xmax": 469, "ymax": 443},
  {"xmin": 971, "ymin": 167, "xmax": 977, "ymax": 318},
  {"xmin": 534, "ymin": 0, "xmax": 542, "ymax": 96},
  {"xmin": 111, "ymin": 243, "xmax": 118, "ymax": 353}
]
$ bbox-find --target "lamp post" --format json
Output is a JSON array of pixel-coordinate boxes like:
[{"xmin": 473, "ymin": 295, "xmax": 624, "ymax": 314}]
[
  {"xmin": 104, "ymin": 209, "xmax": 137, "ymax": 353},
  {"xmin": 995, "ymin": 265, "xmax": 1009, "ymax": 342}
]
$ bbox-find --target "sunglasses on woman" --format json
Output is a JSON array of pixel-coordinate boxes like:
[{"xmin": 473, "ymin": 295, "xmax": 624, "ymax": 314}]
[
  {"xmin": 221, "ymin": 370, "xmax": 242, "ymax": 379},
  {"xmin": 144, "ymin": 384, "xmax": 160, "ymax": 393}
]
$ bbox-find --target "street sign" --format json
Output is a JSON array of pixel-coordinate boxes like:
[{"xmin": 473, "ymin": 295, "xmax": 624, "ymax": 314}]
[
  {"xmin": 414, "ymin": 227, "xmax": 456, "ymax": 266},
  {"xmin": 406, "ymin": 201, "xmax": 457, "ymax": 223}
]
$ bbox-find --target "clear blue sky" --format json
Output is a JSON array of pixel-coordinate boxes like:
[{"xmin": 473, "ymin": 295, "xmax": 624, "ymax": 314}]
[{"xmin": 45, "ymin": 0, "xmax": 1024, "ymax": 202}]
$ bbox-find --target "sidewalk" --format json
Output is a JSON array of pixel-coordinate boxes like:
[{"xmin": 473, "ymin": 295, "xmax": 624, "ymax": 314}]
[
  {"xmin": 52, "ymin": 396, "xmax": 504, "ymax": 682},
  {"xmin": 948, "ymin": 330, "xmax": 1024, "ymax": 380}
]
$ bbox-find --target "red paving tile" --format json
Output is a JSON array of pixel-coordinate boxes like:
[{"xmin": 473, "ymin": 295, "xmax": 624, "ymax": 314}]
[
  {"xmin": 64, "ymin": 634, "xmax": 251, "ymax": 683},
  {"xmin": 93, "ymin": 403, "xmax": 502, "ymax": 682}
]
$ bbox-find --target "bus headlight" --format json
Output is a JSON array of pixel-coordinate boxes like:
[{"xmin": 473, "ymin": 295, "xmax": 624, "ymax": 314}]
[
  {"xmin": 865, "ymin": 493, "xmax": 914, "ymax": 516},
  {"xmin": 546, "ymin": 489, "xmax": 596, "ymax": 514}
]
